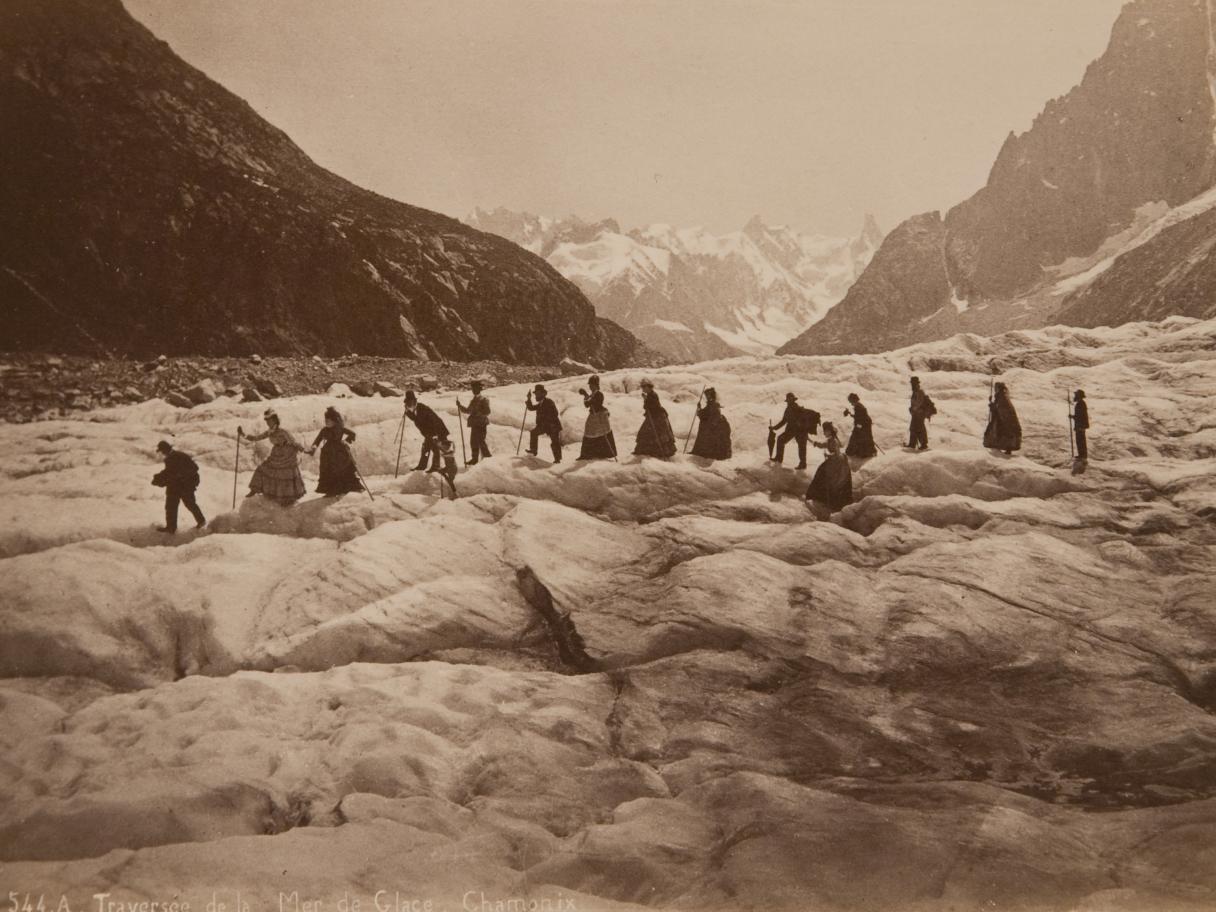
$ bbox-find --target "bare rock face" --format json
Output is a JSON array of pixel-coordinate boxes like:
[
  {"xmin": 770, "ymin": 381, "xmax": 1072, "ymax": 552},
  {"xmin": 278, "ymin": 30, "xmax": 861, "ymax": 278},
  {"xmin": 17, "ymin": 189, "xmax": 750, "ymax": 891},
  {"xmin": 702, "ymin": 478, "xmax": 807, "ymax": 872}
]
[
  {"xmin": 775, "ymin": 213, "xmax": 950, "ymax": 355},
  {"xmin": 182, "ymin": 378, "xmax": 222, "ymax": 405},
  {"xmin": 0, "ymin": 0, "xmax": 653, "ymax": 369},
  {"xmin": 781, "ymin": 0, "xmax": 1216, "ymax": 356},
  {"xmin": 1057, "ymin": 198, "xmax": 1216, "ymax": 327}
]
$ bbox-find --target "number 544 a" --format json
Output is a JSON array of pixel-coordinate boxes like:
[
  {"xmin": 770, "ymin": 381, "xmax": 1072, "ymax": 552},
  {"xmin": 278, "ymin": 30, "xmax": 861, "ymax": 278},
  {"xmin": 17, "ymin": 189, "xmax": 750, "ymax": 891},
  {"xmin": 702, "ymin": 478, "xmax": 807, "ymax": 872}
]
[{"xmin": 9, "ymin": 895, "xmax": 72, "ymax": 912}]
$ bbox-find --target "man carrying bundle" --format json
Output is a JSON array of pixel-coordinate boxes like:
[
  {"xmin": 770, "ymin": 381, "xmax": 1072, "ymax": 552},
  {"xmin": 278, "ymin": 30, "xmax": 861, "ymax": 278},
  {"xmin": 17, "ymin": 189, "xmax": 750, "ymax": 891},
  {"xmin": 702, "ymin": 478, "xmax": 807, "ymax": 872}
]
[
  {"xmin": 404, "ymin": 390, "xmax": 450, "ymax": 473},
  {"xmin": 770, "ymin": 392, "xmax": 820, "ymax": 470},
  {"xmin": 525, "ymin": 384, "xmax": 563, "ymax": 463},
  {"xmin": 151, "ymin": 440, "xmax": 205, "ymax": 533}
]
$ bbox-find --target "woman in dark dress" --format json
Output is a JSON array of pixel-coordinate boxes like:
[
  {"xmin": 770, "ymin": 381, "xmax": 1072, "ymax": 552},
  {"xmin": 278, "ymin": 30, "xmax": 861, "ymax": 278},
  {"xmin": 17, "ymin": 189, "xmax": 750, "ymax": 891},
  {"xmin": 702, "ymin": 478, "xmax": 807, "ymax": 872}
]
[
  {"xmin": 577, "ymin": 375, "xmax": 617, "ymax": 460},
  {"xmin": 242, "ymin": 408, "xmax": 307, "ymax": 504},
  {"xmin": 309, "ymin": 406, "xmax": 362, "ymax": 495},
  {"xmin": 690, "ymin": 387, "xmax": 732, "ymax": 460},
  {"xmin": 983, "ymin": 382, "xmax": 1023, "ymax": 455},
  {"xmin": 844, "ymin": 392, "xmax": 877, "ymax": 458},
  {"xmin": 805, "ymin": 421, "xmax": 853, "ymax": 513},
  {"xmin": 633, "ymin": 379, "xmax": 677, "ymax": 458}
]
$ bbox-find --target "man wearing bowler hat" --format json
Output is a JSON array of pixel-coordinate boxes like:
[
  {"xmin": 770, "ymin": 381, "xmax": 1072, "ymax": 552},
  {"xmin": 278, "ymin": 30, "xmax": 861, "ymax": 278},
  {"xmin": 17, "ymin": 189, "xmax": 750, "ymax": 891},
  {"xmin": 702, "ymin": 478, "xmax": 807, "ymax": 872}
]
[
  {"xmin": 525, "ymin": 384, "xmax": 563, "ymax": 463},
  {"xmin": 151, "ymin": 440, "xmax": 205, "ymax": 533}
]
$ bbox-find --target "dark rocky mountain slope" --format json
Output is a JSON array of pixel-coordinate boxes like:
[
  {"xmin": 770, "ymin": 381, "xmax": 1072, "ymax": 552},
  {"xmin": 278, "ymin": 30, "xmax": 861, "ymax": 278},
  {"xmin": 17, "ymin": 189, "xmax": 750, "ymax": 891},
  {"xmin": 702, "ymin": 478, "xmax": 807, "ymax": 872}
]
[
  {"xmin": 781, "ymin": 0, "xmax": 1216, "ymax": 356},
  {"xmin": 0, "ymin": 0, "xmax": 654, "ymax": 367}
]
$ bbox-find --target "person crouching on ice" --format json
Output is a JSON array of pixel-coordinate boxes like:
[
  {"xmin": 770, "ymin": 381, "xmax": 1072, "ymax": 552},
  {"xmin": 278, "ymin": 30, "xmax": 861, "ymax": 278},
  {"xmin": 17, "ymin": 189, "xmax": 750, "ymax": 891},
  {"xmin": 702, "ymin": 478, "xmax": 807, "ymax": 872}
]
[
  {"xmin": 240, "ymin": 408, "xmax": 307, "ymax": 504},
  {"xmin": 151, "ymin": 440, "xmax": 205, "ymax": 533},
  {"xmin": 404, "ymin": 390, "xmax": 450, "ymax": 472}
]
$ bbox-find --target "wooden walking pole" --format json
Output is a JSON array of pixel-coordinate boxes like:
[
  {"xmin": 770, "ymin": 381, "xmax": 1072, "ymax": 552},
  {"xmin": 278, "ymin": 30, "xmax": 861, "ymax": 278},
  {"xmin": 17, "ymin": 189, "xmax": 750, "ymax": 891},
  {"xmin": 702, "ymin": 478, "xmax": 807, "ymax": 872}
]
[
  {"xmin": 393, "ymin": 410, "xmax": 406, "ymax": 478},
  {"xmin": 516, "ymin": 395, "xmax": 530, "ymax": 455},
  {"xmin": 353, "ymin": 462, "xmax": 375, "ymax": 502},
  {"xmin": 682, "ymin": 387, "xmax": 705, "ymax": 454},
  {"xmin": 456, "ymin": 399, "xmax": 467, "ymax": 466},
  {"xmin": 231, "ymin": 429, "xmax": 241, "ymax": 509},
  {"xmin": 1067, "ymin": 391, "xmax": 1075, "ymax": 460}
]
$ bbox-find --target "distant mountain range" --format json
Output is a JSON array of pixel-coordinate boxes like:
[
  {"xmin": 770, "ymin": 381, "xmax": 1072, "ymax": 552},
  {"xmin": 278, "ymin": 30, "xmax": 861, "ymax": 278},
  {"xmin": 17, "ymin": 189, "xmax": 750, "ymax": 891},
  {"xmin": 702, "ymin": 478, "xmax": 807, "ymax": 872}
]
[
  {"xmin": 466, "ymin": 208, "xmax": 882, "ymax": 362},
  {"xmin": 0, "ymin": 0, "xmax": 655, "ymax": 368},
  {"xmin": 780, "ymin": 0, "xmax": 1216, "ymax": 356}
]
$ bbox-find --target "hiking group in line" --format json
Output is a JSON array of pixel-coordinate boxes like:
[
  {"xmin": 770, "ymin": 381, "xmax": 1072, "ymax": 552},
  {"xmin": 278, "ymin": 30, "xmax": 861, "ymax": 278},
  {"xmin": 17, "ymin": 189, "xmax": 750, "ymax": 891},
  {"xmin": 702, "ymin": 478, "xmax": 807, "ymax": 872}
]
[{"xmin": 151, "ymin": 374, "xmax": 1091, "ymax": 531}]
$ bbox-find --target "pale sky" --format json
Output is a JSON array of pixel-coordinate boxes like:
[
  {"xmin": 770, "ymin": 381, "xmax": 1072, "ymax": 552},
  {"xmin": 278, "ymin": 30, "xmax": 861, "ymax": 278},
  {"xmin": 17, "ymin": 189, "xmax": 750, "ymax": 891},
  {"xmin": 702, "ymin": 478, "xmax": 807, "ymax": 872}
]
[{"xmin": 126, "ymin": 0, "xmax": 1127, "ymax": 238}]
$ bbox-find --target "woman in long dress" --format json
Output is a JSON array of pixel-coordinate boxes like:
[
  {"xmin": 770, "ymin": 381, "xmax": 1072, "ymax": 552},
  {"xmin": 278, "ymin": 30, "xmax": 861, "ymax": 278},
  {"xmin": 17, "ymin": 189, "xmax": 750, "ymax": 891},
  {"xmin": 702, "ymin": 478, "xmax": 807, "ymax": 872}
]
[
  {"xmin": 633, "ymin": 379, "xmax": 677, "ymax": 458},
  {"xmin": 309, "ymin": 406, "xmax": 361, "ymax": 495},
  {"xmin": 242, "ymin": 408, "xmax": 307, "ymax": 504},
  {"xmin": 983, "ymin": 382, "xmax": 1023, "ymax": 455},
  {"xmin": 844, "ymin": 393, "xmax": 877, "ymax": 458},
  {"xmin": 690, "ymin": 387, "xmax": 732, "ymax": 460},
  {"xmin": 805, "ymin": 421, "xmax": 853, "ymax": 512},
  {"xmin": 577, "ymin": 375, "xmax": 617, "ymax": 460}
]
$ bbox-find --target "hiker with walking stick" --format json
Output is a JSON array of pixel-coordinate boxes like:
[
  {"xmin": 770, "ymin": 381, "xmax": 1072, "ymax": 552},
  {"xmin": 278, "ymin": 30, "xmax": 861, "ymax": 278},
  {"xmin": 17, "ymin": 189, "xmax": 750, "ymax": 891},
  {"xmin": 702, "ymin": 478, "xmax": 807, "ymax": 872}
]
[
  {"xmin": 632, "ymin": 379, "xmax": 676, "ymax": 458},
  {"xmin": 690, "ymin": 387, "xmax": 731, "ymax": 460},
  {"xmin": 577, "ymin": 376, "xmax": 616, "ymax": 460},
  {"xmin": 1071, "ymin": 389, "xmax": 1090, "ymax": 469},
  {"xmin": 683, "ymin": 387, "xmax": 705, "ymax": 454},
  {"xmin": 403, "ymin": 390, "xmax": 450, "ymax": 473},
  {"xmin": 843, "ymin": 393, "xmax": 877, "ymax": 459},
  {"xmin": 152, "ymin": 440, "xmax": 205, "ymax": 534},
  {"xmin": 241, "ymin": 408, "xmax": 307, "ymax": 504},
  {"xmin": 524, "ymin": 384, "xmax": 563, "ymax": 463},
  {"xmin": 307, "ymin": 406, "xmax": 362, "ymax": 496},
  {"xmin": 457, "ymin": 380, "xmax": 492, "ymax": 465},
  {"xmin": 771, "ymin": 392, "xmax": 819, "ymax": 469}
]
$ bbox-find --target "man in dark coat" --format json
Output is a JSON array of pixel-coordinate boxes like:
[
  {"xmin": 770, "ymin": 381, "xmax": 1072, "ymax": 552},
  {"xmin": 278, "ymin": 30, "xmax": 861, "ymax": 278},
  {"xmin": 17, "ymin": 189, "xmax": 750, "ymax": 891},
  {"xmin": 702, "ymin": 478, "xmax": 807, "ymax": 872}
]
[
  {"xmin": 525, "ymin": 384, "xmax": 563, "ymax": 463},
  {"xmin": 771, "ymin": 392, "xmax": 820, "ymax": 469},
  {"xmin": 405, "ymin": 390, "xmax": 450, "ymax": 472},
  {"xmin": 1072, "ymin": 389, "xmax": 1089, "ymax": 461},
  {"xmin": 152, "ymin": 440, "xmax": 205, "ymax": 533},
  {"xmin": 908, "ymin": 376, "xmax": 933, "ymax": 450},
  {"xmin": 458, "ymin": 380, "xmax": 492, "ymax": 465}
]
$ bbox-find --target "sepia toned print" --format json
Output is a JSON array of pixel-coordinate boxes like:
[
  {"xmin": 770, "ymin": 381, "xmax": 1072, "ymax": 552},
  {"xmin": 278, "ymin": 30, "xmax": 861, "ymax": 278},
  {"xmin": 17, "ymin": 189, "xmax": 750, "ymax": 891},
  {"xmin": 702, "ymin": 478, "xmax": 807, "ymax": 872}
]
[{"xmin": 2, "ymin": 1, "xmax": 1214, "ymax": 911}]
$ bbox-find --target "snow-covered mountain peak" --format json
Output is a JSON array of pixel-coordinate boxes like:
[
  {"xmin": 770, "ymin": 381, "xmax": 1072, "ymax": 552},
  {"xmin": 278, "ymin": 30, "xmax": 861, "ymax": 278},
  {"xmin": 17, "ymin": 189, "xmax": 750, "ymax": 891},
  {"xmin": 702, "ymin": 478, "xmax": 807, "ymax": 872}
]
[{"xmin": 465, "ymin": 208, "xmax": 883, "ymax": 362}]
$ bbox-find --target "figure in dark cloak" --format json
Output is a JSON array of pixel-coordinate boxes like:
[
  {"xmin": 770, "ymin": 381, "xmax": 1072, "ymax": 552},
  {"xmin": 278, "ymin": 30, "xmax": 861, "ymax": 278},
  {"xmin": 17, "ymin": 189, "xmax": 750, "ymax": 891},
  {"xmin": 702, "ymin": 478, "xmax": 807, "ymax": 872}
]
[
  {"xmin": 805, "ymin": 421, "xmax": 853, "ymax": 512},
  {"xmin": 1072, "ymin": 389, "xmax": 1089, "ymax": 462},
  {"xmin": 152, "ymin": 440, "xmax": 205, "ymax": 533},
  {"xmin": 633, "ymin": 379, "xmax": 677, "ymax": 458},
  {"xmin": 577, "ymin": 376, "xmax": 617, "ymax": 460},
  {"xmin": 457, "ymin": 380, "xmax": 492, "ymax": 465},
  {"xmin": 308, "ymin": 406, "xmax": 361, "ymax": 495},
  {"xmin": 908, "ymin": 376, "xmax": 933, "ymax": 450},
  {"xmin": 242, "ymin": 408, "xmax": 307, "ymax": 504},
  {"xmin": 525, "ymin": 384, "xmax": 563, "ymax": 463},
  {"xmin": 771, "ymin": 392, "xmax": 820, "ymax": 469},
  {"xmin": 690, "ymin": 387, "xmax": 732, "ymax": 460},
  {"xmin": 843, "ymin": 393, "xmax": 877, "ymax": 458},
  {"xmin": 983, "ymin": 382, "xmax": 1022, "ymax": 455},
  {"xmin": 404, "ymin": 390, "xmax": 450, "ymax": 472}
]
